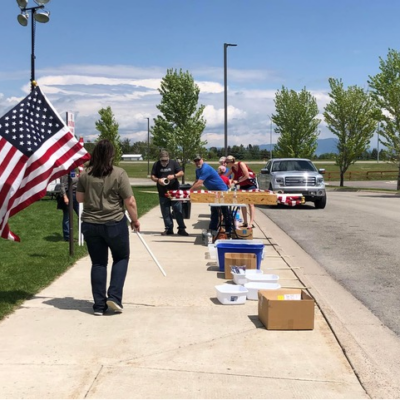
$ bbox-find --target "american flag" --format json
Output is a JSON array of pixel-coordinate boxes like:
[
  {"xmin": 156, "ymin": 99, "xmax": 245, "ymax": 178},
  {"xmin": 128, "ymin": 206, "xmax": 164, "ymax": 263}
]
[{"xmin": 0, "ymin": 86, "xmax": 90, "ymax": 242}]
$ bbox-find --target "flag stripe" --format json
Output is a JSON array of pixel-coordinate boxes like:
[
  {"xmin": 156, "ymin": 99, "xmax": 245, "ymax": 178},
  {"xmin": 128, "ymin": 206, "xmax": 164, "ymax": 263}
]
[
  {"xmin": 0, "ymin": 140, "xmax": 26, "ymax": 231},
  {"xmin": 10, "ymin": 130, "xmax": 86, "ymax": 215},
  {"xmin": 0, "ymin": 86, "xmax": 90, "ymax": 241}
]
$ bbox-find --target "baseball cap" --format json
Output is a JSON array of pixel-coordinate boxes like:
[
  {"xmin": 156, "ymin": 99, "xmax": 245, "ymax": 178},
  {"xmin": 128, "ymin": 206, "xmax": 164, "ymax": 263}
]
[
  {"xmin": 193, "ymin": 154, "xmax": 202, "ymax": 161},
  {"xmin": 226, "ymin": 155, "xmax": 235, "ymax": 163},
  {"xmin": 219, "ymin": 156, "xmax": 226, "ymax": 163},
  {"xmin": 159, "ymin": 150, "xmax": 169, "ymax": 161}
]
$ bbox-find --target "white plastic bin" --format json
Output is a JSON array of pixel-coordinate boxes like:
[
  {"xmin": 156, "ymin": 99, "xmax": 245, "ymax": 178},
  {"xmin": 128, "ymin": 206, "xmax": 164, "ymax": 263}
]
[
  {"xmin": 232, "ymin": 269, "xmax": 263, "ymax": 285},
  {"xmin": 244, "ymin": 282, "xmax": 282, "ymax": 300},
  {"xmin": 245, "ymin": 274, "xmax": 279, "ymax": 283},
  {"xmin": 215, "ymin": 284, "xmax": 248, "ymax": 305}
]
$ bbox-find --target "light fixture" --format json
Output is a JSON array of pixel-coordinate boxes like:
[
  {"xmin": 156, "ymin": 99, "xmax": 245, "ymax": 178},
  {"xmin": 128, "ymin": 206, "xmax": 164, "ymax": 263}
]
[
  {"xmin": 34, "ymin": 10, "xmax": 50, "ymax": 23},
  {"xmin": 16, "ymin": 0, "xmax": 28, "ymax": 9},
  {"xmin": 34, "ymin": 0, "xmax": 51, "ymax": 5},
  {"xmin": 17, "ymin": 13, "xmax": 28, "ymax": 26}
]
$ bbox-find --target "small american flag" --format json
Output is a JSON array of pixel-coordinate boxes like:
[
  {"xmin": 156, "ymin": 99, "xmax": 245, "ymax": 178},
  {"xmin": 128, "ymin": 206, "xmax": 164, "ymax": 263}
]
[{"xmin": 0, "ymin": 86, "xmax": 90, "ymax": 241}]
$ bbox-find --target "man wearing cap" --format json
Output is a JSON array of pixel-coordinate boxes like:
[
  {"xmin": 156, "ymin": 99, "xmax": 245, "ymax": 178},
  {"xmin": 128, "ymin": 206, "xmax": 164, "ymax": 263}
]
[
  {"xmin": 151, "ymin": 150, "xmax": 188, "ymax": 236},
  {"xmin": 190, "ymin": 155, "xmax": 232, "ymax": 237}
]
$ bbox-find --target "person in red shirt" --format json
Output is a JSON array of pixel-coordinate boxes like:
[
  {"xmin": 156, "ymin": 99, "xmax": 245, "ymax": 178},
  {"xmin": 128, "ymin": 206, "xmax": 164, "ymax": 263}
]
[
  {"xmin": 225, "ymin": 155, "xmax": 258, "ymax": 228},
  {"xmin": 217, "ymin": 165, "xmax": 231, "ymax": 189}
]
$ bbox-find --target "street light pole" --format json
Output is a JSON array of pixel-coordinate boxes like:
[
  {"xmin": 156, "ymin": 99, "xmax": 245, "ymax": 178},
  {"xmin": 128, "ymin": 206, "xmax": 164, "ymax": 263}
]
[
  {"xmin": 146, "ymin": 117, "xmax": 150, "ymax": 176},
  {"xmin": 267, "ymin": 114, "xmax": 273, "ymax": 159},
  {"xmin": 377, "ymin": 122, "xmax": 380, "ymax": 163},
  {"xmin": 270, "ymin": 120, "xmax": 273, "ymax": 159},
  {"xmin": 16, "ymin": 0, "xmax": 51, "ymax": 92},
  {"xmin": 224, "ymin": 43, "xmax": 237, "ymax": 157}
]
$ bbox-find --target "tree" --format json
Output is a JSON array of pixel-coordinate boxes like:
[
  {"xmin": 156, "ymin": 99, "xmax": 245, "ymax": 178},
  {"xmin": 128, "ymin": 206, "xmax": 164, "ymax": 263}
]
[
  {"xmin": 368, "ymin": 48, "xmax": 400, "ymax": 190},
  {"xmin": 272, "ymin": 86, "xmax": 320, "ymax": 158},
  {"xmin": 152, "ymin": 68, "xmax": 207, "ymax": 182},
  {"xmin": 120, "ymin": 138, "xmax": 132, "ymax": 154},
  {"xmin": 247, "ymin": 144, "xmax": 261, "ymax": 160},
  {"xmin": 83, "ymin": 141, "xmax": 96, "ymax": 155},
  {"xmin": 95, "ymin": 106, "xmax": 122, "ymax": 165},
  {"xmin": 323, "ymin": 78, "xmax": 378, "ymax": 186}
]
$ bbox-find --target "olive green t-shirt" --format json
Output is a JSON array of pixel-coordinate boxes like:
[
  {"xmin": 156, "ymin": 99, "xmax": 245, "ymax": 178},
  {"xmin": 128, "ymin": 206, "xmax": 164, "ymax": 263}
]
[{"xmin": 77, "ymin": 167, "xmax": 133, "ymax": 223}]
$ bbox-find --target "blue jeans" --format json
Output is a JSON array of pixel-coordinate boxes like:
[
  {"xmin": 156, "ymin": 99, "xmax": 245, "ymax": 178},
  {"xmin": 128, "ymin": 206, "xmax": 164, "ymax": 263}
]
[
  {"xmin": 81, "ymin": 217, "xmax": 130, "ymax": 313},
  {"xmin": 210, "ymin": 206, "xmax": 232, "ymax": 233},
  {"xmin": 159, "ymin": 196, "xmax": 186, "ymax": 232},
  {"xmin": 62, "ymin": 193, "xmax": 80, "ymax": 241}
]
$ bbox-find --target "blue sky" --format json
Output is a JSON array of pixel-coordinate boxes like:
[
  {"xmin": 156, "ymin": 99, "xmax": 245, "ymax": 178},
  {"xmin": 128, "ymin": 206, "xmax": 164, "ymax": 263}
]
[{"xmin": 1, "ymin": 0, "xmax": 400, "ymax": 149}]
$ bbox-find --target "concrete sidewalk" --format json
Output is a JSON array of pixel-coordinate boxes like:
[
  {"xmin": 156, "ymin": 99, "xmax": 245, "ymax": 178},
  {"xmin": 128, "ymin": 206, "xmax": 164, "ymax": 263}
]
[{"xmin": 0, "ymin": 203, "xmax": 369, "ymax": 399}]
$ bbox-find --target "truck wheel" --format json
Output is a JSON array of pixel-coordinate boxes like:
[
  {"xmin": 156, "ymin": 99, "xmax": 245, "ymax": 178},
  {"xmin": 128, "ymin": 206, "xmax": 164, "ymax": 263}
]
[{"xmin": 314, "ymin": 196, "xmax": 327, "ymax": 209}]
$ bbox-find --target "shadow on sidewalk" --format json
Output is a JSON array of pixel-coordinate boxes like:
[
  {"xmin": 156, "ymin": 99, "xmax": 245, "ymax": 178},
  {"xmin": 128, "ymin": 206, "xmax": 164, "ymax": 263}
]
[{"xmin": 43, "ymin": 297, "xmax": 94, "ymax": 315}]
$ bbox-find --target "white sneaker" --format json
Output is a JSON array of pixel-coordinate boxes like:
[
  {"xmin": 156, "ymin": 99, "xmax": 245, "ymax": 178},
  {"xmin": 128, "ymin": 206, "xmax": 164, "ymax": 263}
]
[{"xmin": 106, "ymin": 300, "xmax": 123, "ymax": 313}]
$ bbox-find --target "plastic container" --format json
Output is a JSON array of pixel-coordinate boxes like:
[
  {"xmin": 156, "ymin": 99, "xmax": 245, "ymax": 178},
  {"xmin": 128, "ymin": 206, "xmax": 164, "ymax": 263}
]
[
  {"xmin": 214, "ymin": 239, "xmax": 265, "ymax": 264},
  {"xmin": 179, "ymin": 184, "xmax": 192, "ymax": 219},
  {"xmin": 208, "ymin": 243, "xmax": 217, "ymax": 260},
  {"xmin": 245, "ymin": 282, "xmax": 282, "ymax": 300},
  {"xmin": 215, "ymin": 284, "xmax": 248, "ymax": 305},
  {"xmin": 245, "ymin": 274, "xmax": 279, "ymax": 283},
  {"xmin": 215, "ymin": 240, "xmax": 265, "ymax": 272},
  {"xmin": 232, "ymin": 269, "xmax": 263, "ymax": 285}
]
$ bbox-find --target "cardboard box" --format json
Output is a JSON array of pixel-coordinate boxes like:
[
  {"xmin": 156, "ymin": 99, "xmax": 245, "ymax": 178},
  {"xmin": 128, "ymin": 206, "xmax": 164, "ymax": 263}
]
[
  {"xmin": 258, "ymin": 289, "xmax": 315, "ymax": 330},
  {"xmin": 232, "ymin": 228, "xmax": 253, "ymax": 240},
  {"xmin": 224, "ymin": 252, "xmax": 257, "ymax": 279}
]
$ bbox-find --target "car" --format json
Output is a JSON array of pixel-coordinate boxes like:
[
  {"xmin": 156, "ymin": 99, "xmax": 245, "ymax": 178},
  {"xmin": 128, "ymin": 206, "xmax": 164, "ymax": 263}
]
[
  {"xmin": 46, "ymin": 179, "xmax": 61, "ymax": 199},
  {"xmin": 257, "ymin": 158, "xmax": 327, "ymax": 209}
]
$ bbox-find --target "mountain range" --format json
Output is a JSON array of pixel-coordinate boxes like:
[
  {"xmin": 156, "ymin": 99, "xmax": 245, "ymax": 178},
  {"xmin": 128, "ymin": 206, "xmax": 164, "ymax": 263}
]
[{"xmin": 259, "ymin": 138, "xmax": 339, "ymax": 156}]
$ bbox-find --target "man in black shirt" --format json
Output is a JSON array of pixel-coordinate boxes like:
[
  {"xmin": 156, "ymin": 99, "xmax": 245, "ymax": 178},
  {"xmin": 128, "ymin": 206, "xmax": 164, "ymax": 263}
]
[{"xmin": 150, "ymin": 150, "xmax": 188, "ymax": 236}]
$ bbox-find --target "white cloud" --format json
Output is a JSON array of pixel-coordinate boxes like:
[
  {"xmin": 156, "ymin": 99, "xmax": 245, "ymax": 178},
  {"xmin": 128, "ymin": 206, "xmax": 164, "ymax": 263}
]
[
  {"xmin": 196, "ymin": 81, "xmax": 223, "ymax": 93},
  {"xmin": 0, "ymin": 63, "xmax": 333, "ymax": 148},
  {"xmin": 203, "ymin": 105, "xmax": 247, "ymax": 128}
]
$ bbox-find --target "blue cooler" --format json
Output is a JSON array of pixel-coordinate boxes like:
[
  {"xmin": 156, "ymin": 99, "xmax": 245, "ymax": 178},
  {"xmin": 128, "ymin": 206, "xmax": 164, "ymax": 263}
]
[{"xmin": 215, "ymin": 240, "xmax": 264, "ymax": 272}]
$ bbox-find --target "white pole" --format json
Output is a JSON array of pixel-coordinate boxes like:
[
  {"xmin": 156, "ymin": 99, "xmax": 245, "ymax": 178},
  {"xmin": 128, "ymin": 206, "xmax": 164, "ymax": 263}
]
[
  {"xmin": 125, "ymin": 210, "xmax": 166, "ymax": 276},
  {"xmin": 136, "ymin": 232, "xmax": 167, "ymax": 277},
  {"xmin": 78, "ymin": 203, "xmax": 84, "ymax": 246}
]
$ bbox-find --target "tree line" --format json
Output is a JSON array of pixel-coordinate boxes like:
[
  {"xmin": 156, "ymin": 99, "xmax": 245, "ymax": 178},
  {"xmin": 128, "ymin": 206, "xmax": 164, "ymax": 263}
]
[{"xmin": 85, "ymin": 50, "xmax": 400, "ymax": 189}]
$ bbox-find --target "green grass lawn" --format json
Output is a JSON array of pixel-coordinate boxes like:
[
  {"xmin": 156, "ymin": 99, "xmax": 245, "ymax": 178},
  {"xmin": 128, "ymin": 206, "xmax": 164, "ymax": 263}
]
[{"xmin": 0, "ymin": 186, "xmax": 159, "ymax": 320}]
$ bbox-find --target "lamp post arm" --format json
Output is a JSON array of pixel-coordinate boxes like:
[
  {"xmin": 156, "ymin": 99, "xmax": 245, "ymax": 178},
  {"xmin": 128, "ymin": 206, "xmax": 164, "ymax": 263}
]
[{"xmin": 21, "ymin": 5, "xmax": 44, "ymax": 12}]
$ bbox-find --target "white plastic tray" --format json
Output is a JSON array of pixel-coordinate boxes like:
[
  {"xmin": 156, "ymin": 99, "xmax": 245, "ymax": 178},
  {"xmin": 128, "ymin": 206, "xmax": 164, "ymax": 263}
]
[
  {"xmin": 232, "ymin": 269, "xmax": 263, "ymax": 285},
  {"xmin": 245, "ymin": 274, "xmax": 279, "ymax": 283},
  {"xmin": 244, "ymin": 282, "xmax": 282, "ymax": 300}
]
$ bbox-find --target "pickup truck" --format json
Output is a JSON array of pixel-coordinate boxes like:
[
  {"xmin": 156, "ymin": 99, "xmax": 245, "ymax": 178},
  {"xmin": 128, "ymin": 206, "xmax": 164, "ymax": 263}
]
[{"xmin": 257, "ymin": 158, "xmax": 327, "ymax": 209}]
